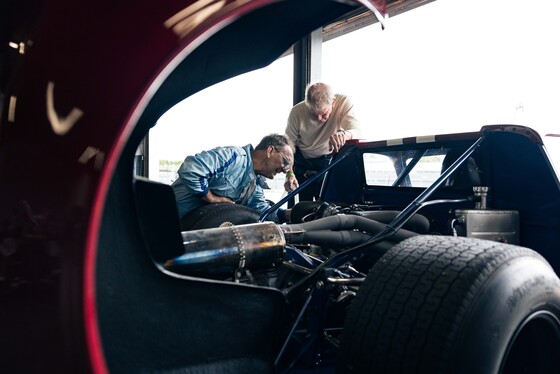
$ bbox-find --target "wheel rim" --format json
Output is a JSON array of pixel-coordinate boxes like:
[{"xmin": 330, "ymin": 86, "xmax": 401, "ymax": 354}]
[{"xmin": 502, "ymin": 310, "xmax": 560, "ymax": 373}]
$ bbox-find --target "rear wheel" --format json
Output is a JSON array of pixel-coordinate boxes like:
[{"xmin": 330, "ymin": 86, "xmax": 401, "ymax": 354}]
[{"xmin": 337, "ymin": 235, "xmax": 560, "ymax": 373}]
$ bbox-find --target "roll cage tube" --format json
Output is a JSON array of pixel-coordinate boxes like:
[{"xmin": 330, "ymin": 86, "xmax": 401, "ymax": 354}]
[
  {"xmin": 392, "ymin": 149, "xmax": 428, "ymax": 187},
  {"xmin": 259, "ymin": 145, "xmax": 358, "ymax": 222},
  {"xmin": 382, "ymin": 135, "xmax": 485, "ymax": 236},
  {"xmin": 283, "ymin": 134, "xmax": 487, "ymax": 298}
]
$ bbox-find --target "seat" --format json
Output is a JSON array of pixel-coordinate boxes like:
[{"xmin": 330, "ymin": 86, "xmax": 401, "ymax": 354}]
[
  {"xmin": 133, "ymin": 176, "xmax": 185, "ymax": 263},
  {"xmin": 441, "ymin": 150, "xmax": 482, "ymax": 187}
]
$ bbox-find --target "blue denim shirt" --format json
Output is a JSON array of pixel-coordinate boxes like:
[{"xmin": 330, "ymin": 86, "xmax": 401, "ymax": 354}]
[{"xmin": 172, "ymin": 144, "xmax": 280, "ymax": 221}]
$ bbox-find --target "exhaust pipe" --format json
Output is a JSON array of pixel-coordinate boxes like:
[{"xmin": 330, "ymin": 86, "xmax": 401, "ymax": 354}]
[
  {"xmin": 164, "ymin": 215, "xmax": 417, "ymax": 278},
  {"xmin": 164, "ymin": 222, "xmax": 285, "ymax": 277}
]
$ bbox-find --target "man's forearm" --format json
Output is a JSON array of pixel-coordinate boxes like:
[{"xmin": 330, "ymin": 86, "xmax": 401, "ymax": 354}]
[{"xmin": 202, "ymin": 190, "xmax": 233, "ymax": 204}]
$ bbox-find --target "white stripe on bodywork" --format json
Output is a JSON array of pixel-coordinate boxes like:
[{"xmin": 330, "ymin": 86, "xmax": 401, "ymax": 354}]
[
  {"xmin": 417, "ymin": 135, "xmax": 436, "ymax": 143},
  {"xmin": 387, "ymin": 138, "xmax": 403, "ymax": 146}
]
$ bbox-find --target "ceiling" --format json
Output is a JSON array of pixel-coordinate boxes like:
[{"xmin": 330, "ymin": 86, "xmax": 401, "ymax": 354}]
[{"xmin": 323, "ymin": 0, "xmax": 437, "ymax": 41}]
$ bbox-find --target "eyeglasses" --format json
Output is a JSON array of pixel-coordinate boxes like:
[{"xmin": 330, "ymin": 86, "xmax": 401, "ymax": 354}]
[{"xmin": 273, "ymin": 147, "xmax": 291, "ymax": 172}]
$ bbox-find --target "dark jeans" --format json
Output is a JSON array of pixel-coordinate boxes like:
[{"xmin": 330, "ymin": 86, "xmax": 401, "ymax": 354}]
[{"xmin": 292, "ymin": 148, "xmax": 332, "ymax": 204}]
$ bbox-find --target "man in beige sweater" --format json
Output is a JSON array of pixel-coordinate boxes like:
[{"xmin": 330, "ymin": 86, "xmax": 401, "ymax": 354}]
[{"xmin": 284, "ymin": 82, "xmax": 361, "ymax": 202}]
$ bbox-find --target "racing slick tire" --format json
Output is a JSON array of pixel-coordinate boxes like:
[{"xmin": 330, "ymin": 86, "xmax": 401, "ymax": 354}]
[
  {"xmin": 180, "ymin": 203, "xmax": 260, "ymax": 231},
  {"xmin": 337, "ymin": 235, "xmax": 560, "ymax": 374}
]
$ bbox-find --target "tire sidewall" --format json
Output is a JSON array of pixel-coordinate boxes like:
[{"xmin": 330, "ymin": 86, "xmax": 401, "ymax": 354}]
[{"xmin": 450, "ymin": 254, "xmax": 560, "ymax": 373}]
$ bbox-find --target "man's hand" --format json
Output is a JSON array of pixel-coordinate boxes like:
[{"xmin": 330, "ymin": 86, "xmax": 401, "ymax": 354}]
[
  {"xmin": 202, "ymin": 190, "xmax": 234, "ymax": 204},
  {"xmin": 329, "ymin": 129, "xmax": 347, "ymax": 153},
  {"xmin": 284, "ymin": 174, "xmax": 299, "ymax": 192}
]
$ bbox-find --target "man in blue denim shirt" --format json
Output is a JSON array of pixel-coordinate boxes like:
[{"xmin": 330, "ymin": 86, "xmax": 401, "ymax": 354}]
[{"xmin": 172, "ymin": 134, "xmax": 294, "ymax": 224}]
